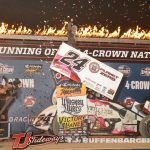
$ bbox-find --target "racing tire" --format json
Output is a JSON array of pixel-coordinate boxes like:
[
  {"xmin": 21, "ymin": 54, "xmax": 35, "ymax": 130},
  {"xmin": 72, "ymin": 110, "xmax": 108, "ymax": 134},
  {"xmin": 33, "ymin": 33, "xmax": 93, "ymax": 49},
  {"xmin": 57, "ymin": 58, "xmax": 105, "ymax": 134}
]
[
  {"xmin": 139, "ymin": 115, "xmax": 150, "ymax": 138},
  {"xmin": 52, "ymin": 115, "xmax": 60, "ymax": 135}
]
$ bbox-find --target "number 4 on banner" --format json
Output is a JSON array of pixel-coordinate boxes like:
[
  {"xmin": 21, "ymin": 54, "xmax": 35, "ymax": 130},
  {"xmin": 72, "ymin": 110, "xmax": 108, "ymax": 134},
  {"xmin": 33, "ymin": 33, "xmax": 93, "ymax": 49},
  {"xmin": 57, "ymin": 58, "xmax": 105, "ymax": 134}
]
[{"xmin": 50, "ymin": 43, "xmax": 123, "ymax": 100}]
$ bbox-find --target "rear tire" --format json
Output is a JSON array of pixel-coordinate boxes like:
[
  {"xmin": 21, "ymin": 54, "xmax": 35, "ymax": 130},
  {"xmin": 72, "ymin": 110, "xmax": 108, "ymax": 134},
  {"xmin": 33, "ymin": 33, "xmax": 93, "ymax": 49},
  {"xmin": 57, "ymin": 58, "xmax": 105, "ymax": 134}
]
[{"xmin": 139, "ymin": 115, "xmax": 150, "ymax": 138}]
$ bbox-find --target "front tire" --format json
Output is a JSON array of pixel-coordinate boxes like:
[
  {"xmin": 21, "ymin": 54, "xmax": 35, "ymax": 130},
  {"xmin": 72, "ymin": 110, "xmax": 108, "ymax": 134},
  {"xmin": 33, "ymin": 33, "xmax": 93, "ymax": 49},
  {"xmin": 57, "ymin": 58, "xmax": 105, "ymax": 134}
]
[
  {"xmin": 139, "ymin": 115, "xmax": 150, "ymax": 138},
  {"xmin": 52, "ymin": 115, "xmax": 60, "ymax": 135}
]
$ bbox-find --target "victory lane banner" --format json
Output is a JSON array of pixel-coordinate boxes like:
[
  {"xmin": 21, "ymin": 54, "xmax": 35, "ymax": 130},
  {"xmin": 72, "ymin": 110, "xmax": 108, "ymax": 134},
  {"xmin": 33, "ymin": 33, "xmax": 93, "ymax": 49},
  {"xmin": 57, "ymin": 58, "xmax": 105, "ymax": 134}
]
[{"xmin": 50, "ymin": 43, "xmax": 123, "ymax": 100}]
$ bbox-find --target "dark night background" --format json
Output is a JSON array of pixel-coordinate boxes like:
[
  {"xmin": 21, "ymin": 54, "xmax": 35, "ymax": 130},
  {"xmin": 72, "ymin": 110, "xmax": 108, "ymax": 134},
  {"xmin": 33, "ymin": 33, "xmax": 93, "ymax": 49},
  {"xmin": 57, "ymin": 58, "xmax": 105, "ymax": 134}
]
[{"xmin": 0, "ymin": 0, "xmax": 149, "ymax": 32}]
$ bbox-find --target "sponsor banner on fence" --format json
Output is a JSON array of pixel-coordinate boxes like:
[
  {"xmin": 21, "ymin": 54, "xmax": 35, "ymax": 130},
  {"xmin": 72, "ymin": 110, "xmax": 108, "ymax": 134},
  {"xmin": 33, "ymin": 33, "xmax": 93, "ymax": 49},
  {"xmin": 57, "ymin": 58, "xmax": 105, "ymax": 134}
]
[
  {"xmin": 0, "ymin": 63, "xmax": 14, "ymax": 74},
  {"xmin": 0, "ymin": 44, "xmax": 150, "ymax": 62},
  {"xmin": 51, "ymin": 43, "xmax": 123, "ymax": 100},
  {"xmin": 12, "ymin": 132, "xmax": 63, "ymax": 149},
  {"xmin": 24, "ymin": 64, "xmax": 43, "ymax": 75}
]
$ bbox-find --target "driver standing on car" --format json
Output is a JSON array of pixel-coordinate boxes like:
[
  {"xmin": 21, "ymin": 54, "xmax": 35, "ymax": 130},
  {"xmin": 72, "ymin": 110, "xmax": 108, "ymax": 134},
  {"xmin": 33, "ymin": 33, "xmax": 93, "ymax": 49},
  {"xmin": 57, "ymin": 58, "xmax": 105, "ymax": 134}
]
[{"xmin": 67, "ymin": 19, "xmax": 77, "ymax": 48}]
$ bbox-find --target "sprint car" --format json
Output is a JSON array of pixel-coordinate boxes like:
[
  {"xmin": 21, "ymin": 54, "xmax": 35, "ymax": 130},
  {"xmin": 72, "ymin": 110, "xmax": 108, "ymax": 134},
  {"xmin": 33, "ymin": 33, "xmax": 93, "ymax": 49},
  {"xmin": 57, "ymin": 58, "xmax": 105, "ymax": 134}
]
[{"xmin": 32, "ymin": 79, "xmax": 150, "ymax": 138}]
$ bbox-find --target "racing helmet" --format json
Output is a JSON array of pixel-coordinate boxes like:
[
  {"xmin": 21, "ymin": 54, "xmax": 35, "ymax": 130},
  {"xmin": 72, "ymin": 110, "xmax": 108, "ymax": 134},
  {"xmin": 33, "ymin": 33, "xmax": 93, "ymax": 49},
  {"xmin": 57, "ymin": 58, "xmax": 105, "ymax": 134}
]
[{"xmin": 123, "ymin": 97, "xmax": 135, "ymax": 109}]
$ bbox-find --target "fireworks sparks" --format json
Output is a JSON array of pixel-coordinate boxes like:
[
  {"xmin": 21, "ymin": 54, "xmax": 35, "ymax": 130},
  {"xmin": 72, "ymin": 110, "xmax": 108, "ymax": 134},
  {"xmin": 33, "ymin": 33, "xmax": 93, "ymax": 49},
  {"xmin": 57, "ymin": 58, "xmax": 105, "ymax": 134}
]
[{"xmin": 0, "ymin": 0, "xmax": 149, "ymax": 39}]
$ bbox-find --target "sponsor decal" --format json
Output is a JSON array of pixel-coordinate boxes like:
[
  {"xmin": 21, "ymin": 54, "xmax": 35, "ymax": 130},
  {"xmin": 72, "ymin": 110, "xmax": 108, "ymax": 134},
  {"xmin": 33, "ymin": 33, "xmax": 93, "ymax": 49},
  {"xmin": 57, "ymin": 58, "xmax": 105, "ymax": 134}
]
[
  {"xmin": 143, "ymin": 100, "xmax": 150, "ymax": 114},
  {"xmin": 83, "ymin": 77, "xmax": 96, "ymax": 89},
  {"xmin": 60, "ymin": 97, "xmax": 84, "ymax": 115},
  {"xmin": 24, "ymin": 96, "xmax": 36, "ymax": 107},
  {"xmin": 118, "ymin": 65, "xmax": 131, "ymax": 77},
  {"xmin": 52, "ymin": 71, "xmax": 70, "ymax": 84},
  {"xmin": 56, "ymin": 83, "xmax": 86, "ymax": 97},
  {"xmin": 88, "ymin": 106, "xmax": 113, "ymax": 116},
  {"xmin": 107, "ymin": 88, "xmax": 115, "ymax": 96},
  {"xmin": 99, "ymin": 67, "xmax": 119, "ymax": 82},
  {"xmin": 57, "ymin": 95, "xmax": 87, "ymax": 117},
  {"xmin": 58, "ymin": 116, "xmax": 85, "ymax": 130},
  {"xmin": 24, "ymin": 64, "xmax": 42, "ymax": 75},
  {"xmin": 95, "ymin": 83, "xmax": 102, "ymax": 92},
  {"xmin": 12, "ymin": 132, "xmax": 63, "ymax": 149},
  {"xmin": 89, "ymin": 62, "xmax": 100, "ymax": 73},
  {"xmin": 88, "ymin": 100, "xmax": 112, "ymax": 117},
  {"xmin": 101, "ymin": 86, "xmax": 107, "ymax": 94},
  {"xmin": 140, "ymin": 67, "xmax": 150, "ymax": 76},
  {"xmin": 0, "ymin": 63, "xmax": 14, "ymax": 74},
  {"xmin": 55, "ymin": 72, "xmax": 62, "ymax": 79}
]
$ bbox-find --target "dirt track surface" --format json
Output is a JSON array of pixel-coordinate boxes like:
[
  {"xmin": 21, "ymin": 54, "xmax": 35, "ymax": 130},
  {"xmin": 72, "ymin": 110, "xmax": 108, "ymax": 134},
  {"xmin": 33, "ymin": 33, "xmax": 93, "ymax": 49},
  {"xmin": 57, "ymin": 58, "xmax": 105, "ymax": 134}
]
[{"xmin": 0, "ymin": 141, "xmax": 150, "ymax": 150}]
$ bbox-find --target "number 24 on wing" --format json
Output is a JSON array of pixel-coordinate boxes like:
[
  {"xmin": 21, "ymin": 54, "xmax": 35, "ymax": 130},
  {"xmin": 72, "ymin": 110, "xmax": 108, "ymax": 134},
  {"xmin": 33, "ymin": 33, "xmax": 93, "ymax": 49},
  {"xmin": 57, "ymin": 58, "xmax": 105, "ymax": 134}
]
[{"xmin": 50, "ymin": 43, "xmax": 123, "ymax": 100}]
